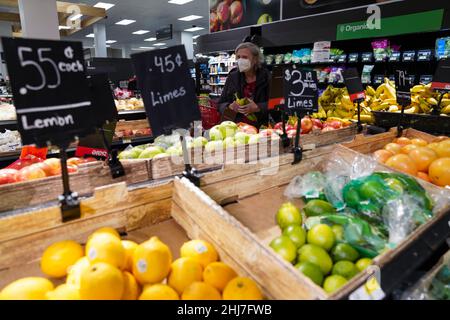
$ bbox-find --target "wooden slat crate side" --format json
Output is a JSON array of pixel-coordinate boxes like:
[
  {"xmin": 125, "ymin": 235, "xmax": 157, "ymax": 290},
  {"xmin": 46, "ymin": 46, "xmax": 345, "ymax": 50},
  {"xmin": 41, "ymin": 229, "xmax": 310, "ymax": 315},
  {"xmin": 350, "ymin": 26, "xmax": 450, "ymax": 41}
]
[
  {"xmin": 171, "ymin": 177, "xmax": 326, "ymax": 300},
  {"xmin": 301, "ymin": 124, "xmax": 358, "ymax": 148}
]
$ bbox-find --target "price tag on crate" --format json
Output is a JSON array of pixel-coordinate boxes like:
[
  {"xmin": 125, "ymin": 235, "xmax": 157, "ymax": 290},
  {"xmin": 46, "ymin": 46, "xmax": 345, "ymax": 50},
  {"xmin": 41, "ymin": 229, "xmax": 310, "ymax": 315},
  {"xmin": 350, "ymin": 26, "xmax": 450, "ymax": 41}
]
[
  {"xmin": 395, "ymin": 69, "xmax": 412, "ymax": 107},
  {"xmin": 1, "ymin": 37, "xmax": 94, "ymax": 148},
  {"xmin": 343, "ymin": 68, "xmax": 365, "ymax": 102},
  {"xmin": 348, "ymin": 53, "xmax": 359, "ymax": 63},
  {"xmin": 131, "ymin": 45, "xmax": 200, "ymax": 136},
  {"xmin": 431, "ymin": 58, "xmax": 450, "ymax": 91},
  {"xmin": 283, "ymin": 67, "xmax": 318, "ymax": 114},
  {"xmin": 417, "ymin": 49, "xmax": 433, "ymax": 62},
  {"xmin": 389, "ymin": 52, "xmax": 401, "ymax": 62}
]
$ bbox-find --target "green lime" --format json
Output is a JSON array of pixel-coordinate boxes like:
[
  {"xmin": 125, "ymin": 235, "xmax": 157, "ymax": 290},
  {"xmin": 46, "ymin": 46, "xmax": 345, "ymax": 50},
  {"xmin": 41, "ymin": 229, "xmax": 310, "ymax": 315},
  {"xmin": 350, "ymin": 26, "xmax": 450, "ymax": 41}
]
[
  {"xmin": 295, "ymin": 261, "xmax": 324, "ymax": 286},
  {"xmin": 355, "ymin": 258, "xmax": 373, "ymax": 272},
  {"xmin": 331, "ymin": 261, "xmax": 359, "ymax": 279},
  {"xmin": 331, "ymin": 243, "xmax": 359, "ymax": 262},
  {"xmin": 359, "ymin": 179, "xmax": 385, "ymax": 201},
  {"xmin": 323, "ymin": 275, "xmax": 348, "ymax": 294},
  {"xmin": 304, "ymin": 200, "xmax": 336, "ymax": 217},
  {"xmin": 283, "ymin": 225, "xmax": 306, "ymax": 248},
  {"xmin": 385, "ymin": 178, "xmax": 404, "ymax": 194},
  {"xmin": 331, "ymin": 225, "xmax": 344, "ymax": 242},
  {"xmin": 306, "ymin": 224, "xmax": 335, "ymax": 251},
  {"xmin": 276, "ymin": 202, "xmax": 302, "ymax": 229},
  {"xmin": 269, "ymin": 236, "xmax": 297, "ymax": 263},
  {"xmin": 297, "ymin": 244, "xmax": 333, "ymax": 275}
]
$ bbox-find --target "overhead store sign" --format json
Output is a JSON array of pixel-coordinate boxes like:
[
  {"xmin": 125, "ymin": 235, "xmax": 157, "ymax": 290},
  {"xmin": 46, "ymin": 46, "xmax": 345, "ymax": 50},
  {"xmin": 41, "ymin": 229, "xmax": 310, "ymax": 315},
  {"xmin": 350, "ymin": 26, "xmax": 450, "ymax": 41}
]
[{"xmin": 336, "ymin": 9, "xmax": 444, "ymax": 41}]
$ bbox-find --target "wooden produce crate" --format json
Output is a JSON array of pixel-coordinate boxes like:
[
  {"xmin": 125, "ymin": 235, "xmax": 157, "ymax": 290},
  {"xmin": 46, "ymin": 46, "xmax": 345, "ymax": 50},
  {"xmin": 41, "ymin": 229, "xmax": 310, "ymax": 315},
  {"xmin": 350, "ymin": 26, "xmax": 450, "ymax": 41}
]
[
  {"xmin": 197, "ymin": 145, "xmax": 450, "ymax": 299},
  {"xmin": 0, "ymin": 160, "xmax": 151, "ymax": 214},
  {"xmin": 298, "ymin": 123, "xmax": 358, "ymax": 149}
]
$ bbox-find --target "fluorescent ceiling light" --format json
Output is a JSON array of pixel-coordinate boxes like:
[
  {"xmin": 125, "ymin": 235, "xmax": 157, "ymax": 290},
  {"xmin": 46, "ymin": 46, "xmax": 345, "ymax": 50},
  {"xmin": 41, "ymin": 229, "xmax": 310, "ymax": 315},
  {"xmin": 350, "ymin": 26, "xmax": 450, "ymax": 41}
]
[
  {"xmin": 115, "ymin": 19, "xmax": 136, "ymax": 25},
  {"xmin": 154, "ymin": 43, "xmax": 166, "ymax": 46},
  {"xmin": 184, "ymin": 26, "xmax": 204, "ymax": 32},
  {"xmin": 59, "ymin": 25, "xmax": 71, "ymax": 30},
  {"xmin": 86, "ymin": 33, "xmax": 95, "ymax": 38},
  {"xmin": 144, "ymin": 37, "xmax": 157, "ymax": 42},
  {"xmin": 70, "ymin": 14, "xmax": 83, "ymax": 21},
  {"xmin": 133, "ymin": 30, "xmax": 150, "ymax": 35},
  {"xmin": 192, "ymin": 35, "xmax": 200, "ymax": 39},
  {"xmin": 178, "ymin": 15, "xmax": 203, "ymax": 21},
  {"xmin": 168, "ymin": 0, "xmax": 193, "ymax": 5},
  {"xmin": 106, "ymin": 40, "xmax": 117, "ymax": 44},
  {"xmin": 139, "ymin": 47, "xmax": 155, "ymax": 50},
  {"xmin": 93, "ymin": 2, "xmax": 115, "ymax": 10}
]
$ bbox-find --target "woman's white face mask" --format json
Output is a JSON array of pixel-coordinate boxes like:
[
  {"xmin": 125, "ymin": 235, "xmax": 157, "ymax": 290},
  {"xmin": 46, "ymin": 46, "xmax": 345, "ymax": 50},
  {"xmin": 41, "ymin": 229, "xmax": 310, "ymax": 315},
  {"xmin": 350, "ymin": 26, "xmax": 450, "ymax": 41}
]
[{"xmin": 237, "ymin": 58, "xmax": 252, "ymax": 72}]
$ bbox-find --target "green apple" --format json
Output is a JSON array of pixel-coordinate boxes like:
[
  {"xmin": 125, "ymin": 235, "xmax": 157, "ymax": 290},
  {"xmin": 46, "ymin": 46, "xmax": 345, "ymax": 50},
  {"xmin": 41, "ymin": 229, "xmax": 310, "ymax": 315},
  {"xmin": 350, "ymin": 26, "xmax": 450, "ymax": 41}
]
[
  {"xmin": 152, "ymin": 153, "xmax": 170, "ymax": 159},
  {"xmin": 234, "ymin": 132, "xmax": 250, "ymax": 145},
  {"xmin": 138, "ymin": 146, "xmax": 163, "ymax": 159},
  {"xmin": 152, "ymin": 145, "xmax": 166, "ymax": 153},
  {"xmin": 219, "ymin": 121, "xmax": 238, "ymax": 138},
  {"xmin": 205, "ymin": 140, "xmax": 224, "ymax": 152},
  {"xmin": 119, "ymin": 148, "xmax": 141, "ymax": 159},
  {"xmin": 166, "ymin": 146, "xmax": 182, "ymax": 156},
  {"xmin": 223, "ymin": 137, "xmax": 235, "ymax": 149},
  {"xmin": 192, "ymin": 136, "xmax": 208, "ymax": 148},
  {"xmin": 209, "ymin": 125, "xmax": 223, "ymax": 141},
  {"xmin": 248, "ymin": 134, "xmax": 260, "ymax": 144}
]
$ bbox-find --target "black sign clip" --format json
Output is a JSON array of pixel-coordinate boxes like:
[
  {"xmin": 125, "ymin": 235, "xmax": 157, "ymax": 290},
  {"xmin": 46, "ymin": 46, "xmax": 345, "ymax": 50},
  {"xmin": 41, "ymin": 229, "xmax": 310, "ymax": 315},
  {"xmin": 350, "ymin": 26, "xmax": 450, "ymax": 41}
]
[
  {"xmin": 292, "ymin": 112, "xmax": 303, "ymax": 165},
  {"xmin": 180, "ymin": 135, "xmax": 202, "ymax": 187},
  {"xmin": 276, "ymin": 104, "xmax": 290, "ymax": 148},
  {"xmin": 59, "ymin": 147, "xmax": 81, "ymax": 222},
  {"xmin": 108, "ymin": 149, "xmax": 126, "ymax": 179}
]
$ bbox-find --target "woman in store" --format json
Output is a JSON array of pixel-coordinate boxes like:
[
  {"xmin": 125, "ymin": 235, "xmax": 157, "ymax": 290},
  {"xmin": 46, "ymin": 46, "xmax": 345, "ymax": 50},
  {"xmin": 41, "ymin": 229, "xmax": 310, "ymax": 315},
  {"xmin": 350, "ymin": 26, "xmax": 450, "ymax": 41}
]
[{"xmin": 218, "ymin": 42, "xmax": 270, "ymax": 128}]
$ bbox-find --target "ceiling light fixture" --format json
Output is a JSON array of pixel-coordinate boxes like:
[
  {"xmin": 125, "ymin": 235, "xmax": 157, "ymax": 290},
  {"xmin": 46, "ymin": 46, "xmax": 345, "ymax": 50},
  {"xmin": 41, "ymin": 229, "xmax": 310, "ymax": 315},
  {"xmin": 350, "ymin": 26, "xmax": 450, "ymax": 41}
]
[
  {"xmin": 139, "ymin": 46, "xmax": 155, "ymax": 50},
  {"xmin": 86, "ymin": 33, "xmax": 95, "ymax": 38},
  {"xmin": 184, "ymin": 26, "xmax": 204, "ymax": 32},
  {"xmin": 168, "ymin": 0, "xmax": 194, "ymax": 5},
  {"xmin": 106, "ymin": 40, "xmax": 117, "ymax": 44},
  {"xmin": 178, "ymin": 15, "xmax": 203, "ymax": 21},
  {"xmin": 144, "ymin": 37, "xmax": 157, "ymax": 42},
  {"xmin": 93, "ymin": 2, "xmax": 115, "ymax": 10},
  {"xmin": 115, "ymin": 19, "xmax": 136, "ymax": 25},
  {"xmin": 59, "ymin": 25, "xmax": 71, "ymax": 30},
  {"xmin": 154, "ymin": 43, "xmax": 166, "ymax": 46},
  {"xmin": 133, "ymin": 30, "xmax": 150, "ymax": 35}
]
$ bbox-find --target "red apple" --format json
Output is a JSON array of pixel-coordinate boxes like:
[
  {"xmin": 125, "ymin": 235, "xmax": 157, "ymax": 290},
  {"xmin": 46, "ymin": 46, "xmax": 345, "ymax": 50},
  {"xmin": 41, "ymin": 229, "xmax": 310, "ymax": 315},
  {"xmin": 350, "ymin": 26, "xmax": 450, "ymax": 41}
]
[
  {"xmin": 273, "ymin": 122, "xmax": 283, "ymax": 131},
  {"xmin": 324, "ymin": 120, "xmax": 342, "ymax": 129},
  {"xmin": 229, "ymin": 1, "xmax": 243, "ymax": 25},
  {"xmin": 301, "ymin": 117, "xmax": 313, "ymax": 134},
  {"xmin": 67, "ymin": 165, "xmax": 78, "ymax": 174},
  {"xmin": 8, "ymin": 156, "xmax": 42, "ymax": 170},
  {"xmin": 80, "ymin": 157, "xmax": 97, "ymax": 164},
  {"xmin": 35, "ymin": 162, "xmax": 54, "ymax": 177},
  {"xmin": 67, "ymin": 157, "xmax": 81, "ymax": 166},
  {"xmin": 0, "ymin": 169, "xmax": 19, "ymax": 185},
  {"xmin": 43, "ymin": 158, "xmax": 62, "ymax": 176},
  {"xmin": 321, "ymin": 126, "xmax": 336, "ymax": 133},
  {"xmin": 287, "ymin": 129, "xmax": 297, "ymax": 139},
  {"xmin": 311, "ymin": 118, "xmax": 323, "ymax": 130},
  {"xmin": 217, "ymin": 1, "xmax": 230, "ymax": 23},
  {"xmin": 259, "ymin": 129, "xmax": 276, "ymax": 137},
  {"xmin": 17, "ymin": 164, "xmax": 46, "ymax": 182}
]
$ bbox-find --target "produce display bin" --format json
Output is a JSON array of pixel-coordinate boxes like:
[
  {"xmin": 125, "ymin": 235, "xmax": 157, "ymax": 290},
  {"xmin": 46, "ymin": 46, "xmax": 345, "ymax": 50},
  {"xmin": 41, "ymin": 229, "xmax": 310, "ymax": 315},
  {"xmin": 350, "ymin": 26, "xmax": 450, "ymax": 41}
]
[{"xmin": 197, "ymin": 145, "xmax": 450, "ymax": 299}]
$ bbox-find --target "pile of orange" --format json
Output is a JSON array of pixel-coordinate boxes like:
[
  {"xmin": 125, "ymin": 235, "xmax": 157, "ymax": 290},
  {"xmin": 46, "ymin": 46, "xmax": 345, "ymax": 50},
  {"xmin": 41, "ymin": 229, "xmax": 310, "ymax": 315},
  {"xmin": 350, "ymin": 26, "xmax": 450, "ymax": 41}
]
[{"xmin": 373, "ymin": 136, "xmax": 450, "ymax": 187}]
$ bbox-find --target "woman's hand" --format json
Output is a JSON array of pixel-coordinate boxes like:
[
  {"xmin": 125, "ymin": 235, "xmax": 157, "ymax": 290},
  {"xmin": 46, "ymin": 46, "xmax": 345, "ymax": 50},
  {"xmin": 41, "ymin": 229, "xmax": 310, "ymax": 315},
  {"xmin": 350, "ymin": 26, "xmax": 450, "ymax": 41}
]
[
  {"xmin": 237, "ymin": 99, "xmax": 260, "ymax": 116},
  {"xmin": 228, "ymin": 101, "xmax": 239, "ymax": 112}
]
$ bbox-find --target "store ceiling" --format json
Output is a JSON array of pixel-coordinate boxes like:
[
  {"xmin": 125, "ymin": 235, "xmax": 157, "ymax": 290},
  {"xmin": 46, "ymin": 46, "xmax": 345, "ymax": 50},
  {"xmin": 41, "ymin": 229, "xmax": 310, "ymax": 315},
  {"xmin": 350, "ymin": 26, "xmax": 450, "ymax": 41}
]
[{"xmin": 62, "ymin": 0, "xmax": 209, "ymax": 51}]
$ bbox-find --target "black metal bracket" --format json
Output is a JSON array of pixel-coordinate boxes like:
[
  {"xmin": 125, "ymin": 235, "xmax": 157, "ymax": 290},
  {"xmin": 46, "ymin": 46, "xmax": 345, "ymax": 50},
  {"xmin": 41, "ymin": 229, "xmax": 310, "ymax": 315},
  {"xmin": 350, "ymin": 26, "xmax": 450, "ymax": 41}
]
[
  {"xmin": 277, "ymin": 104, "xmax": 290, "ymax": 148},
  {"xmin": 58, "ymin": 146, "xmax": 81, "ymax": 222},
  {"xmin": 101, "ymin": 127, "xmax": 125, "ymax": 179},
  {"xmin": 397, "ymin": 103, "xmax": 406, "ymax": 137},
  {"xmin": 292, "ymin": 112, "xmax": 303, "ymax": 165},
  {"xmin": 356, "ymin": 99, "xmax": 363, "ymax": 133},
  {"xmin": 432, "ymin": 91, "xmax": 445, "ymax": 116},
  {"xmin": 180, "ymin": 135, "xmax": 202, "ymax": 187}
]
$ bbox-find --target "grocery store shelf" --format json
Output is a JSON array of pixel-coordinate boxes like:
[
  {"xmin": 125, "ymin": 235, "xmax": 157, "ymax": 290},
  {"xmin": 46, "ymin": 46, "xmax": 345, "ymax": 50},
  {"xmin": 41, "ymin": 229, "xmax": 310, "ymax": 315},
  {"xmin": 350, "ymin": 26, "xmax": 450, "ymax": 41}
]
[
  {"xmin": 208, "ymin": 83, "xmax": 225, "ymax": 86},
  {"xmin": 0, "ymin": 120, "xmax": 18, "ymax": 131},
  {"xmin": 117, "ymin": 110, "xmax": 147, "ymax": 121},
  {"xmin": 112, "ymin": 135, "xmax": 154, "ymax": 147}
]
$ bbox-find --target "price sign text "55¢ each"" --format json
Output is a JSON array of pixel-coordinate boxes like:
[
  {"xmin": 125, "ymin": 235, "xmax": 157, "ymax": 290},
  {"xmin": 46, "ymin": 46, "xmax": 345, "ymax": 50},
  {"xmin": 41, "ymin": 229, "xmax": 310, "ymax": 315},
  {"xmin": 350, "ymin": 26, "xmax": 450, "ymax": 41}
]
[
  {"xmin": 18, "ymin": 45, "xmax": 83, "ymax": 95},
  {"xmin": 150, "ymin": 53, "xmax": 183, "ymax": 73}
]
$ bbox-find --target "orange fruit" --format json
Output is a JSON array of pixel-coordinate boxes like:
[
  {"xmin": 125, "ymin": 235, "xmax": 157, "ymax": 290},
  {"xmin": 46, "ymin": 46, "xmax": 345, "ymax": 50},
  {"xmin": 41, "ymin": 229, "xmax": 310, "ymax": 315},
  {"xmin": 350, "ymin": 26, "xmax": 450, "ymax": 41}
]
[
  {"xmin": 222, "ymin": 277, "xmax": 263, "ymax": 300},
  {"xmin": 373, "ymin": 149, "xmax": 394, "ymax": 164},
  {"xmin": 435, "ymin": 140, "xmax": 450, "ymax": 158},
  {"xmin": 408, "ymin": 147, "xmax": 438, "ymax": 172},
  {"xmin": 203, "ymin": 262, "xmax": 238, "ymax": 292},
  {"xmin": 181, "ymin": 282, "xmax": 221, "ymax": 300},
  {"xmin": 428, "ymin": 158, "xmax": 450, "ymax": 187},
  {"xmin": 410, "ymin": 138, "xmax": 428, "ymax": 147},
  {"xmin": 428, "ymin": 142, "xmax": 440, "ymax": 153},
  {"xmin": 384, "ymin": 143, "xmax": 402, "ymax": 154},
  {"xmin": 400, "ymin": 144, "xmax": 419, "ymax": 154},
  {"xmin": 385, "ymin": 154, "xmax": 418, "ymax": 176},
  {"xmin": 393, "ymin": 137, "xmax": 411, "ymax": 146},
  {"xmin": 432, "ymin": 136, "xmax": 449, "ymax": 143},
  {"xmin": 416, "ymin": 172, "xmax": 431, "ymax": 182}
]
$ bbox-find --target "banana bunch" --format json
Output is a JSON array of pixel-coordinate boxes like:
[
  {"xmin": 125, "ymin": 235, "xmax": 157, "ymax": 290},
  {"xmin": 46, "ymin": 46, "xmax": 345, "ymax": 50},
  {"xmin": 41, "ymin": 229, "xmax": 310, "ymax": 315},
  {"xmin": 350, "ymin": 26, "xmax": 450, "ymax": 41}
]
[
  {"xmin": 410, "ymin": 84, "xmax": 449, "ymax": 115},
  {"xmin": 314, "ymin": 85, "xmax": 356, "ymax": 120},
  {"xmin": 363, "ymin": 78, "xmax": 398, "ymax": 113}
]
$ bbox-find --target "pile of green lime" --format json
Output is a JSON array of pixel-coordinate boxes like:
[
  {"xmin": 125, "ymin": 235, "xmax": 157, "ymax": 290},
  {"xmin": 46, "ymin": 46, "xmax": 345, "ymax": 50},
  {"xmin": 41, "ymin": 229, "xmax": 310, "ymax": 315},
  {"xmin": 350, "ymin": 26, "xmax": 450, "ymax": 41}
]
[{"xmin": 269, "ymin": 202, "xmax": 373, "ymax": 294}]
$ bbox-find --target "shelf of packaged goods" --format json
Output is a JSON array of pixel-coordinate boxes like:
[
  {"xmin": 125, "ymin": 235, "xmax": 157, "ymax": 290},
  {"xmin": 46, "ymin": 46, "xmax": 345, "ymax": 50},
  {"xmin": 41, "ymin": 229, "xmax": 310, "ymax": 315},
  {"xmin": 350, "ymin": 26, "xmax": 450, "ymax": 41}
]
[{"xmin": 0, "ymin": 120, "xmax": 18, "ymax": 131}]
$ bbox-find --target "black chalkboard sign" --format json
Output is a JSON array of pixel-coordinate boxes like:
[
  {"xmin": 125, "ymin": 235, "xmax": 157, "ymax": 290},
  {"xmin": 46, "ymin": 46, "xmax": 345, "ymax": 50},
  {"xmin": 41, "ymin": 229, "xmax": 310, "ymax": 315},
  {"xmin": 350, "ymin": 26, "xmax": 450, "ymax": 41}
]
[
  {"xmin": 283, "ymin": 67, "xmax": 318, "ymax": 114},
  {"xmin": 431, "ymin": 58, "xmax": 450, "ymax": 91},
  {"xmin": 131, "ymin": 45, "xmax": 200, "ymax": 136},
  {"xmin": 87, "ymin": 73, "xmax": 118, "ymax": 127},
  {"xmin": 395, "ymin": 69, "xmax": 412, "ymax": 106},
  {"xmin": 343, "ymin": 68, "xmax": 365, "ymax": 102},
  {"xmin": 1, "ymin": 37, "xmax": 94, "ymax": 147}
]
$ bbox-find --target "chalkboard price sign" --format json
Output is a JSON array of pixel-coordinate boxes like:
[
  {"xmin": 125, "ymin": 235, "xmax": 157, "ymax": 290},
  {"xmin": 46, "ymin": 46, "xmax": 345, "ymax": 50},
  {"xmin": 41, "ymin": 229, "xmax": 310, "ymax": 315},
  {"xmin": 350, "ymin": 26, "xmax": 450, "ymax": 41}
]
[
  {"xmin": 131, "ymin": 45, "xmax": 200, "ymax": 136},
  {"xmin": 1, "ymin": 37, "xmax": 94, "ymax": 147},
  {"xmin": 431, "ymin": 58, "xmax": 450, "ymax": 91},
  {"xmin": 395, "ymin": 70, "xmax": 412, "ymax": 106},
  {"xmin": 343, "ymin": 68, "xmax": 365, "ymax": 102},
  {"xmin": 283, "ymin": 68, "xmax": 318, "ymax": 114}
]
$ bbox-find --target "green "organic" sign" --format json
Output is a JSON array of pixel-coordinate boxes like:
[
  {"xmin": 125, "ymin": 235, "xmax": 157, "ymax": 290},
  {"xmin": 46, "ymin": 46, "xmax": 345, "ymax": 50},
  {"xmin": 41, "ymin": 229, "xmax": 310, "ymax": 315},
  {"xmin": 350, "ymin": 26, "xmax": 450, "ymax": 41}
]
[{"xmin": 336, "ymin": 9, "xmax": 444, "ymax": 41}]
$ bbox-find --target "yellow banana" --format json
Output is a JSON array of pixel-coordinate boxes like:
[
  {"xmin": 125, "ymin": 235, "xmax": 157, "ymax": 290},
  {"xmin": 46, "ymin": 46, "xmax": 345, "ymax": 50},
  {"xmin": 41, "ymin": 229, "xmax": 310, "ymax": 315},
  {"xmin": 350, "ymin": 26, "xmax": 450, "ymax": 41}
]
[
  {"xmin": 426, "ymin": 97, "xmax": 438, "ymax": 106},
  {"xmin": 419, "ymin": 103, "xmax": 431, "ymax": 113},
  {"xmin": 441, "ymin": 105, "xmax": 450, "ymax": 114},
  {"xmin": 366, "ymin": 85, "xmax": 376, "ymax": 96},
  {"xmin": 411, "ymin": 85, "xmax": 425, "ymax": 94}
]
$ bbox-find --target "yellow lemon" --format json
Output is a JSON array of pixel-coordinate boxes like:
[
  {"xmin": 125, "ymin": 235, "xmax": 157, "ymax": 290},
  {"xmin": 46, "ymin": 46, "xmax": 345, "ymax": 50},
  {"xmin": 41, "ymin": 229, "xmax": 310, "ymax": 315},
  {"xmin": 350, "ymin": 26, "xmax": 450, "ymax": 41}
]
[
  {"xmin": 139, "ymin": 284, "xmax": 179, "ymax": 300},
  {"xmin": 132, "ymin": 236, "xmax": 172, "ymax": 285},
  {"xmin": 180, "ymin": 240, "xmax": 218, "ymax": 268},
  {"xmin": 88, "ymin": 227, "xmax": 121, "ymax": 240},
  {"xmin": 168, "ymin": 257, "xmax": 203, "ymax": 295},
  {"xmin": 223, "ymin": 277, "xmax": 263, "ymax": 300},
  {"xmin": 79, "ymin": 262, "xmax": 124, "ymax": 300},
  {"xmin": 0, "ymin": 277, "xmax": 54, "ymax": 300},
  {"xmin": 181, "ymin": 282, "xmax": 221, "ymax": 300},
  {"xmin": 203, "ymin": 262, "xmax": 238, "ymax": 292},
  {"xmin": 86, "ymin": 233, "xmax": 126, "ymax": 269},
  {"xmin": 66, "ymin": 256, "xmax": 90, "ymax": 289},
  {"xmin": 46, "ymin": 284, "xmax": 80, "ymax": 300},
  {"xmin": 40, "ymin": 240, "xmax": 84, "ymax": 278},
  {"xmin": 121, "ymin": 271, "xmax": 140, "ymax": 300},
  {"xmin": 121, "ymin": 240, "xmax": 138, "ymax": 272}
]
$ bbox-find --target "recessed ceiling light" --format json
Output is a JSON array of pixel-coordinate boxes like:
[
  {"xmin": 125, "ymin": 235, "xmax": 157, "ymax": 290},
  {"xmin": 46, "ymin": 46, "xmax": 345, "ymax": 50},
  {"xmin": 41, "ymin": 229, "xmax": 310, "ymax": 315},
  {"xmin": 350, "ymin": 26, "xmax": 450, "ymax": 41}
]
[
  {"xmin": 86, "ymin": 33, "xmax": 95, "ymax": 38},
  {"xmin": 106, "ymin": 40, "xmax": 117, "ymax": 44},
  {"xmin": 139, "ymin": 46, "xmax": 155, "ymax": 50},
  {"xmin": 133, "ymin": 30, "xmax": 150, "ymax": 35},
  {"xmin": 192, "ymin": 35, "xmax": 200, "ymax": 39},
  {"xmin": 178, "ymin": 15, "xmax": 203, "ymax": 21},
  {"xmin": 70, "ymin": 14, "xmax": 83, "ymax": 21},
  {"xmin": 154, "ymin": 43, "xmax": 166, "ymax": 46},
  {"xmin": 144, "ymin": 37, "xmax": 157, "ymax": 42},
  {"xmin": 93, "ymin": 2, "xmax": 115, "ymax": 10},
  {"xmin": 184, "ymin": 26, "xmax": 204, "ymax": 32},
  {"xmin": 59, "ymin": 25, "xmax": 72, "ymax": 30},
  {"xmin": 115, "ymin": 19, "xmax": 136, "ymax": 25},
  {"xmin": 168, "ymin": 0, "xmax": 193, "ymax": 5}
]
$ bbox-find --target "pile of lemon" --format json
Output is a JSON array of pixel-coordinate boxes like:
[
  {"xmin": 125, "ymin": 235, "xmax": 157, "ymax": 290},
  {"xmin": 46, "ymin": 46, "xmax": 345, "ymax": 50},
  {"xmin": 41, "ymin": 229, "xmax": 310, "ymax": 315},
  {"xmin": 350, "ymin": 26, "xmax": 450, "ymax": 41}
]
[{"xmin": 0, "ymin": 227, "xmax": 262, "ymax": 300}]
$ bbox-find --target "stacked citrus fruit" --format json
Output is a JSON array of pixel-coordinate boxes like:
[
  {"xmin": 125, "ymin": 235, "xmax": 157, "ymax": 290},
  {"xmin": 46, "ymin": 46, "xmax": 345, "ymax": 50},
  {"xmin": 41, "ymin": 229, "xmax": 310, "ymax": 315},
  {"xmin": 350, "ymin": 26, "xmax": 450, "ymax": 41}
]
[
  {"xmin": 373, "ymin": 136, "xmax": 450, "ymax": 187},
  {"xmin": 0, "ymin": 227, "xmax": 262, "ymax": 300},
  {"xmin": 270, "ymin": 203, "xmax": 372, "ymax": 294}
]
